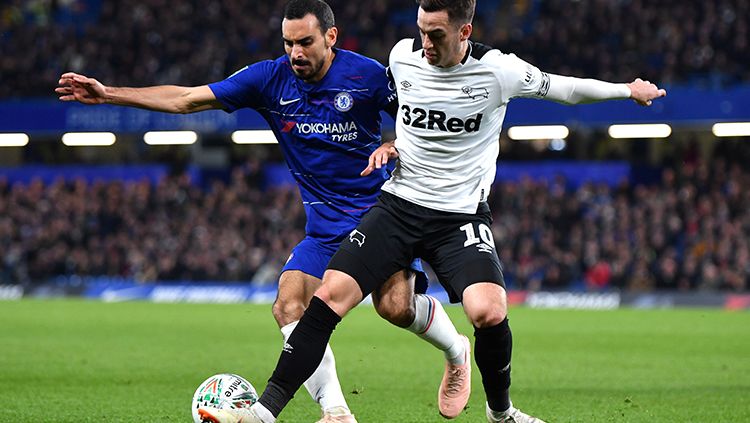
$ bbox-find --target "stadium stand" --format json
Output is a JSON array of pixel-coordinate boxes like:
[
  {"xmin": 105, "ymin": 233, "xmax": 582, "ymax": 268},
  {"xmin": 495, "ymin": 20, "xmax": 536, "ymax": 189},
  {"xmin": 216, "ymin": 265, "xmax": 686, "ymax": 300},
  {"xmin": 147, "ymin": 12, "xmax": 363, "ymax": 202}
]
[
  {"xmin": 2, "ymin": 0, "xmax": 748, "ymax": 98},
  {"xmin": 1, "ymin": 145, "xmax": 748, "ymax": 292},
  {"xmin": 0, "ymin": 1, "xmax": 748, "ymax": 294}
]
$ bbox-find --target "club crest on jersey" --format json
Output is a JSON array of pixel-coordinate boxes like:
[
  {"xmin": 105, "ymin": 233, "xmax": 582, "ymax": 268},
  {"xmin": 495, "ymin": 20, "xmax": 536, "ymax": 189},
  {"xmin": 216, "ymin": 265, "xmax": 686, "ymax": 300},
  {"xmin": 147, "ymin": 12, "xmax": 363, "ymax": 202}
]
[
  {"xmin": 462, "ymin": 86, "xmax": 489, "ymax": 100},
  {"xmin": 349, "ymin": 229, "xmax": 366, "ymax": 247},
  {"xmin": 334, "ymin": 92, "xmax": 354, "ymax": 112}
]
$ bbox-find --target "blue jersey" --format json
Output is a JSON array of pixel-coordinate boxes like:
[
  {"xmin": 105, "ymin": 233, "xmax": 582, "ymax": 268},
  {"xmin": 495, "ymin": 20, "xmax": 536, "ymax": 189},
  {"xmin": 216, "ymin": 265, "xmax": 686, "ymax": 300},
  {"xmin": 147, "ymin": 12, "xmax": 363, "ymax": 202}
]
[{"xmin": 209, "ymin": 49, "xmax": 397, "ymax": 246}]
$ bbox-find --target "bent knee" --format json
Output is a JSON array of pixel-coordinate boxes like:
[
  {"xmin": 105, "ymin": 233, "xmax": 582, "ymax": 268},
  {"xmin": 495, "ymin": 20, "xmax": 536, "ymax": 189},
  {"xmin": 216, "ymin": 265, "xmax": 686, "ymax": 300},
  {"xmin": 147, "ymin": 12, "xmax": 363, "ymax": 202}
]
[
  {"xmin": 467, "ymin": 308, "xmax": 507, "ymax": 328},
  {"xmin": 272, "ymin": 298, "xmax": 307, "ymax": 326},
  {"xmin": 374, "ymin": 300, "xmax": 415, "ymax": 328}
]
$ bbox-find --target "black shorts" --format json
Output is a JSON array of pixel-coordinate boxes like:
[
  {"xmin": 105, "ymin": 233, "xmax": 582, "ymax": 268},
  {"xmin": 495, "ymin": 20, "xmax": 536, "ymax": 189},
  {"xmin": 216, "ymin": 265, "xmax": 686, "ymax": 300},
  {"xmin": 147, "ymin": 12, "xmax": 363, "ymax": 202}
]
[{"xmin": 328, "ymin": 191, "xmax": 505, "ymax": 303}]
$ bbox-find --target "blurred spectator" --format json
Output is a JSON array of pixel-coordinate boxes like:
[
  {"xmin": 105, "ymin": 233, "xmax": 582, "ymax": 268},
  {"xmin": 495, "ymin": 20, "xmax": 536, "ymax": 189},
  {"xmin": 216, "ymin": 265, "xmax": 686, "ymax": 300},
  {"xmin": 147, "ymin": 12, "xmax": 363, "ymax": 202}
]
[
  {"xmin": 2, "ymin": 0, "xmax": 748, "ymax": 98},
  {"xmin": 490, "ymin": 155, "xmax": 750, "ymax": 293},
  {"xmin": 3, "ymin": 153, "xmax": 748, "ymax": 293},
  {"xmin": 0, "ymin": 161, "xmax": 304, "ymax": 285}
]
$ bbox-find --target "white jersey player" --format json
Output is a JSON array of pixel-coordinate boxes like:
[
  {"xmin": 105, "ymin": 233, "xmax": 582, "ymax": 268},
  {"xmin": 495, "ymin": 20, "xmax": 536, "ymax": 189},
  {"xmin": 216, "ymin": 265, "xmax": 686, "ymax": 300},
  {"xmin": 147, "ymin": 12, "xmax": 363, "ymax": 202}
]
[{"xmin": 385, "ymin": 36, "xmax": 653, "ymax": 213}]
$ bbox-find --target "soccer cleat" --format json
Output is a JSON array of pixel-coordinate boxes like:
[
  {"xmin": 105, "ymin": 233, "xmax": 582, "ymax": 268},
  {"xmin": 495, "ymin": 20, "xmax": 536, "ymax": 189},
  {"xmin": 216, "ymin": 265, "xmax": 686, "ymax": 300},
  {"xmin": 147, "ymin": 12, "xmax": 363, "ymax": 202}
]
[
  {"xmin": 198, "ymin": 406, "xmax": 264, "ymax": 423},
  {"xmin": 316, "ymin": 406, "xmax": 358, "ymax": 423},
  {"xmin": 438, "ymin": 334, "xmax": 471, "ymax": 419},
  {"xmin": 485, "ymin": 403, "xmax": 546, "ymax": 423}
]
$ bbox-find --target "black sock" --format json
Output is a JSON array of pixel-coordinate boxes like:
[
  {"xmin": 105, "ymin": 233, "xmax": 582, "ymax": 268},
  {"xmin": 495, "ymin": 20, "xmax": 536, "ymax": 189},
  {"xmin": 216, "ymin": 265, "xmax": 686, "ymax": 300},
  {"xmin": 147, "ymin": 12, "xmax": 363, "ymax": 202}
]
[
  {"xmin": 259, "ymin": 296, "xmax": 342, "ymax": 417},
  {"xmin": 474, "ymin": 318, "xmax": 512, "ymax": 412}
]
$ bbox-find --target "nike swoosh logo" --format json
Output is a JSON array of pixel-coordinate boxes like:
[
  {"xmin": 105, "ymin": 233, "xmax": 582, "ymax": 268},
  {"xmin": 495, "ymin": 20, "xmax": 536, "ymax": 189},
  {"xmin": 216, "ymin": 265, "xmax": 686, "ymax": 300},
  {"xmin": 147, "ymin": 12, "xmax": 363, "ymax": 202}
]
[{"xmin": 279, "ymin": 97, "xmax": 301, "ymax": 106}]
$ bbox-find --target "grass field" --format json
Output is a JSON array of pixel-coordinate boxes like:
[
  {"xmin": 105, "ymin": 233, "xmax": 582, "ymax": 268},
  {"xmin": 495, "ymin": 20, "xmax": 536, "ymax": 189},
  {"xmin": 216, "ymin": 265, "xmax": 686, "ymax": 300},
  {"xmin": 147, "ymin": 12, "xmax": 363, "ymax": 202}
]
[{"xmin": 1, "ymin": 299, "xmax": 748, "ymax": 422}]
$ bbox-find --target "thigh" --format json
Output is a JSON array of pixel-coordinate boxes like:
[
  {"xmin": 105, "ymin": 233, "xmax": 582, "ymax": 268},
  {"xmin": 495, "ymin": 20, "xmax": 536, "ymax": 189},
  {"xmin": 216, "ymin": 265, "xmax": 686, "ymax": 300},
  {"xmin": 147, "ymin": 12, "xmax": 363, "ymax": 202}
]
[
  {"xmin": 273, "ymin": 269, "xmax": 323, "ymax": 326},
  {"xmin": 327, "ymin": 202, "xmax": 417, "ymax": 298},
  {"xmin": 276, "ymin": 270, "xmax": 322, "ymax": 306},
  {"xmin": 423, "ymin": 209, "xmax": 505, "ymax": 303},
  {"xmin": 371, "ymin": 269, "xmax": 416, "ymax": 325}
]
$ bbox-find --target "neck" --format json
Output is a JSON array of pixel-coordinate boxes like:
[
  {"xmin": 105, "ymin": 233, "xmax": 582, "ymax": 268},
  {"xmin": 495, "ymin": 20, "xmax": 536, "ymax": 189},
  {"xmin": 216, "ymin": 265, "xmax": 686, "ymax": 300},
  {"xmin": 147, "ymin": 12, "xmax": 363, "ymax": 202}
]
[
  {"xmin": 443, "ymin": 41, "xmax": 469, "ymax": 68},
  {"xmin": 309, "ymin": 48, "xmax": 336, "ymax": 83}
]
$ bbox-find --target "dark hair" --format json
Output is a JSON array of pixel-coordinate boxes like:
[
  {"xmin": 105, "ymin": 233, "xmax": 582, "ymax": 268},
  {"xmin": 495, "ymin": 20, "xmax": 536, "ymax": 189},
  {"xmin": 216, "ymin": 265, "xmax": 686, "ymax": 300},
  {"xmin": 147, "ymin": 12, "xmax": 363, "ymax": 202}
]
[
  {"xmin": 283, "ymin": 0, "xmax": 336, "ymax": 33},
  {"xmin": 415, "ymin": 0, "xmax": 475, "ymax": 24}
]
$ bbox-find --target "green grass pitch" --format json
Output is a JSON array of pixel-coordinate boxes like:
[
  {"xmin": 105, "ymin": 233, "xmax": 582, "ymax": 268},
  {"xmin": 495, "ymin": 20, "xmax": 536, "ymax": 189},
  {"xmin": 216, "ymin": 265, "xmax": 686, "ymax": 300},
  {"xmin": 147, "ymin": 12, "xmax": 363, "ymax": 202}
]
[{"xmin": 1, "ymin": 299, "xmax": 748, "ymax": 422}]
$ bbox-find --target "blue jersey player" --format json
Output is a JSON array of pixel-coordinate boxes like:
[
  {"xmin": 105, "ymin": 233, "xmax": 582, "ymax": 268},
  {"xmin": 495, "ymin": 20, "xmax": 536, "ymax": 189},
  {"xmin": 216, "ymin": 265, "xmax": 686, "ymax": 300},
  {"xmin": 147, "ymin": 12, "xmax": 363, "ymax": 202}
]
[{"xmin": 57, "ymin": 1, "xmax": 471, "ymax": 422}]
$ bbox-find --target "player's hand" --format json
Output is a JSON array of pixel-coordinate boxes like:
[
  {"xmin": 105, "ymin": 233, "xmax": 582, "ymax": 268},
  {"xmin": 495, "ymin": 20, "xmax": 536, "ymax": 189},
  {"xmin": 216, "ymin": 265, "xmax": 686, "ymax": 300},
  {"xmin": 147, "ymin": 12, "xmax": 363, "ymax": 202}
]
[
  {"xmin": 627, "ymin": 78, "xmax": 667, "ymax": 106},
  {"xmin": 56, "ymin": 72, "xmax": 109, "ymax": 104},
  {"xmin": 361, "ymin": 141, "xmax": 399, "ymax": 176}
]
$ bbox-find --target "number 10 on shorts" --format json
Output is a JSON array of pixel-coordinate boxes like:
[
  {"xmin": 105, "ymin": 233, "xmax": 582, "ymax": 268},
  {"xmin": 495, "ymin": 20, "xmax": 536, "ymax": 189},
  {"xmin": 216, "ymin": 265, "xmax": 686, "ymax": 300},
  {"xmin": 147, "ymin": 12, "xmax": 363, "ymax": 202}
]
[{"xmin": 460, "ymin": 223, "xmax": 495, "ymax": 249}]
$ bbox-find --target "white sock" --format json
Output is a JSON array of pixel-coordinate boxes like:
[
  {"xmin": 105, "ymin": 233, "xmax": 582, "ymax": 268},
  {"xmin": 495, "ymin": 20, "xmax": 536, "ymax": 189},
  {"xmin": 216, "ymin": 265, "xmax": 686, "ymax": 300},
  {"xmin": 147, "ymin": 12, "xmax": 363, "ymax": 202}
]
[
  {"xmin": 280, "ymin": 321, "xmax": 350, "ymax": 413},
  {"xmin": 251, "ymin": 402, "xmax": 276, "ymax": 423},
  {"xmin": 406, "ymin": 294, "xmax": 466, "ymax": 365}
]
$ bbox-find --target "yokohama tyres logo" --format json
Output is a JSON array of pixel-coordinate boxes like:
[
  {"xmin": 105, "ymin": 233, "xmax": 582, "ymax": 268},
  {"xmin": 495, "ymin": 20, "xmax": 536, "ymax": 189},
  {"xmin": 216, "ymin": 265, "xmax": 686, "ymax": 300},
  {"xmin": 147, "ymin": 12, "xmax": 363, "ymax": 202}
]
[{"xmin": 280, "ymin": 120, "xmax": 357, "ymax": 134}]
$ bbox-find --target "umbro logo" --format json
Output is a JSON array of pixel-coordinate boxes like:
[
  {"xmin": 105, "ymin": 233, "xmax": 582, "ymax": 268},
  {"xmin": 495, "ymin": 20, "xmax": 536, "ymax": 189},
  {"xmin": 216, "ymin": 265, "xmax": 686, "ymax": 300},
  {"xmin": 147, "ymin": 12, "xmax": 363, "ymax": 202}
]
[
  {"xmin": 400, "ymin": 81, "xmax": 413, "ymax": 90},
  {"xmin": 476, "ymin": 243, "xmax": 494, "ymax": 253},
  {"xmin": 279, "ymin": 97, "xmax": 301, "ymax": 106},
  {"xmin": 283, "ymin": 342, "xmax": 294, "ymax": 353}
]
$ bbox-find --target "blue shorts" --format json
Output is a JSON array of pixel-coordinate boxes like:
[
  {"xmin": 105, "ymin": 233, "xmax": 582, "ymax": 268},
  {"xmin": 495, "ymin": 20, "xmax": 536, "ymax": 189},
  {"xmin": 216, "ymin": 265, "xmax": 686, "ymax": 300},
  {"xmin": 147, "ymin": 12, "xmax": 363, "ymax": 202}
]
[{"xmin": 281, "ymin": 236, "xmax": 428, "ymax": 294}]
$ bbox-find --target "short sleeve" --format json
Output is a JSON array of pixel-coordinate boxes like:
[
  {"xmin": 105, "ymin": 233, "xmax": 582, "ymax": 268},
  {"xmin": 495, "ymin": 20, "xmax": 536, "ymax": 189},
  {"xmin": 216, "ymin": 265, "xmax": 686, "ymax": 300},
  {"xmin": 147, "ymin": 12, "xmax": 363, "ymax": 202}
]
[{"xmin": 208, "ymin": 61, "xmax": 275, "ymax": 112}]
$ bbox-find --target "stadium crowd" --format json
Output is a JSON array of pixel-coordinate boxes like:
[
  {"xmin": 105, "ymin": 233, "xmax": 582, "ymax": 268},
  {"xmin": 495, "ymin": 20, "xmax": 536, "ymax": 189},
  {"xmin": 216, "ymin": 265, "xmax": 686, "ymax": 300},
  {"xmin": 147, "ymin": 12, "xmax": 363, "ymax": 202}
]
[
  {"xmin": 1, "ymin": 153, "xmax": 748, "ymax": 293},
  {"xmin": 2, "ymin": 0, "xmax": 748, "ymax": 98},
  {"xmin": 0, "ymin": 164, "xmax": 305, "ymax": 285}
]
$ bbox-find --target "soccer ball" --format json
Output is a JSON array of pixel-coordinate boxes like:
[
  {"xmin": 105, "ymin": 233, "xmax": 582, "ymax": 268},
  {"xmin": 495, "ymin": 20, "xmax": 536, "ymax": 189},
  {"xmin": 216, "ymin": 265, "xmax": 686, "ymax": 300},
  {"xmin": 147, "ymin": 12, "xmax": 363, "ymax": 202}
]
[{"xmin": 191, "ymin": 373, "xmax": 258, "ymax": 423}]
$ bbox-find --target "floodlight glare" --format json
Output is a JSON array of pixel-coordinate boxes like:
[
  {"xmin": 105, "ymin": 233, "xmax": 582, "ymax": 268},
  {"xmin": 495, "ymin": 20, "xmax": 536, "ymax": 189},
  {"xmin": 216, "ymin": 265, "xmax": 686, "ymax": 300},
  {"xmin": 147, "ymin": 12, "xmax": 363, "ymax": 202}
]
[
  {"xmin": 232, "ymin": 130, "xmax": 279, "ymax": 144},
  {"xmin": 712, "ymin": 122, "xmax": 750, "ymax": 137},
  {"xmin": 61, "ymin": 132, "xmax": 116, "ymax": 146},
  {"xmin": 144, "ymin": 131, "xmax": 198, "ymax": 145},
  {"xmin": 507, "ymin": 125, "xmax": 570, "ymax": 140},
  {"xmin": 0, "ymin": 133, "xmax": 29, "ymax": 147},
  {"xmin": 608, "ymin": 124, "xmax": 672, "ymax": 139}
]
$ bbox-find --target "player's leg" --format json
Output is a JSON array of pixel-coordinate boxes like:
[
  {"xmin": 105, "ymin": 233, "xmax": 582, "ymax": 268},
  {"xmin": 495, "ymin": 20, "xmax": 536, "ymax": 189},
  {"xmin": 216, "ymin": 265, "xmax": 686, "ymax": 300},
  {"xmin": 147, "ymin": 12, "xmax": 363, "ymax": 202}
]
[
  {"xmin": 371, "ymin": 269, "xmax": 471, "ymax": 418},
  {"xmin": 200, "ymin": 270, "xmax": 364, "ymax": 423},
  {"xmin": 425, "ymin": 205, "xmax": 545, "ymax": 422},
  {"xmin": 462, "ymin": 283, "xmax": 545, "ymax": 423},
  {"xmin": 240, "ymin": 202, "xmax": 415, "ymax": 422},
  {"xmin": 272, "ymin": 240, "xmax": 354, "ymax": 422}
]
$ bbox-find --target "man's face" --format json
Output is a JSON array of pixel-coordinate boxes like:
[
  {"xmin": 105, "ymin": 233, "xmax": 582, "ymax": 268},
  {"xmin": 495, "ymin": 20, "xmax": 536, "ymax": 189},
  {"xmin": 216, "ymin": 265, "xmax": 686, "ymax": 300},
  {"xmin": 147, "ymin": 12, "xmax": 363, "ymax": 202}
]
[
  {"xmin": 282, "ymin": 14, "xmax": 336, "ymax": 82},
  {"xmin": 417, "ymin": 8, "xmax": 471, "ymax": 68}
]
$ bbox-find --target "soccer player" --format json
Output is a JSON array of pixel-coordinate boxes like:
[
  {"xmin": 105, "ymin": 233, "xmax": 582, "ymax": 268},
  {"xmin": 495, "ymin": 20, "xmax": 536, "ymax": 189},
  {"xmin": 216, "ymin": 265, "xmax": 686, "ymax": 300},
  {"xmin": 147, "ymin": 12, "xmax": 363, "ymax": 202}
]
[
  {"xmin": 196, "ymin": 0, "xmax": 668, "ymax": 422},
  {"xmin": 56, "ymin": 1, "xmax": 473, "ymax": 422}
]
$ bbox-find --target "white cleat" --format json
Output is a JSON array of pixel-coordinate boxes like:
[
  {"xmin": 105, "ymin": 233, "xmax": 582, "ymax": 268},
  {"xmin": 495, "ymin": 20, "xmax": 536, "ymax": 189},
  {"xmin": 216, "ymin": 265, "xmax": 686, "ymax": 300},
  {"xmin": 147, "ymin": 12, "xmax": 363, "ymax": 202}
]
[
  {"xmin": 316, "ymin": 406, "xmax": 358, "ymax": 423},
  {"xmin": 198, "ymin": 406, "xmax": 264, "ymax": 423},
  {"xmin": 486, "ymin": 403, "xmax": 546, "ymax": 423}
]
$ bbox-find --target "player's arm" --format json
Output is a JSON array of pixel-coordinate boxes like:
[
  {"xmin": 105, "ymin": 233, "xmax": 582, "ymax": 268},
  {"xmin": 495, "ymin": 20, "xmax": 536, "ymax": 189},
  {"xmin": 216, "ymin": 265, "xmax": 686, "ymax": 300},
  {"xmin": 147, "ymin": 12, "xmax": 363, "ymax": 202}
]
[
  {"xmin": 496, "ymin": 53, "xmax": 666, "ymax": 107},
  {"xmin": 56, "ymin": 72, "xmax": 223, "ymax": 113},
  {"xmin": 545, "ymin": 74, "xmax": 666, "ymax": 106}
]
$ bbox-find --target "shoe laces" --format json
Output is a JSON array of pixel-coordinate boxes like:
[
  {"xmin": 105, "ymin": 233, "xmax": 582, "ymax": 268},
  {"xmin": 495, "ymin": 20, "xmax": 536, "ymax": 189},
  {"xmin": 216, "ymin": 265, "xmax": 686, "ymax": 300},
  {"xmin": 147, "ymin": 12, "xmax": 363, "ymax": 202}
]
[{"xmin": 445, "ymin": 365, "xmax": 467, "ymax": 394}]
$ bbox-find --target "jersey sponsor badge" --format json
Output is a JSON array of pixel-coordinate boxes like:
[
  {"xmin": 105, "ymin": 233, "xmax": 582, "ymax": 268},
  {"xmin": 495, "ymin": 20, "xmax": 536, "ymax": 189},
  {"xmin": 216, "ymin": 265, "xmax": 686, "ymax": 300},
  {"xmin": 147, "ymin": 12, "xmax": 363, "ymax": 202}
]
[{"xmin": 334, "ymin": 92, "xmax": 354, "ymax": 112}]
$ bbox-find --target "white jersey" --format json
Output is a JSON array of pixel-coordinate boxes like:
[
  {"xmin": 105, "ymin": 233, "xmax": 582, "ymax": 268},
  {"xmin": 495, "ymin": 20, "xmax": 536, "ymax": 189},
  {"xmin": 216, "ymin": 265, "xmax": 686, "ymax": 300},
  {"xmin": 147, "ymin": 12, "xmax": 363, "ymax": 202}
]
[{"xmin": 382, "ymin": 38, "xmax": 555, "ymax": 214}]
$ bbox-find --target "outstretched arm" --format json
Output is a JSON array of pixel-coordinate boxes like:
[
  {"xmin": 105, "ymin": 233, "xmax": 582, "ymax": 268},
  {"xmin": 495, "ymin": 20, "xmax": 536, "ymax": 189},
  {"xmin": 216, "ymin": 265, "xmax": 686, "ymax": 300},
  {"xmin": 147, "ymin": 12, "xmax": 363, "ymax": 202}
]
[
  {"xmin": 56, "ymin": 72, "xmax": 223, "ymax": 114},
  {"xmin": 546, "ymin": 75, "xmax": 666, "ymax": 106}
]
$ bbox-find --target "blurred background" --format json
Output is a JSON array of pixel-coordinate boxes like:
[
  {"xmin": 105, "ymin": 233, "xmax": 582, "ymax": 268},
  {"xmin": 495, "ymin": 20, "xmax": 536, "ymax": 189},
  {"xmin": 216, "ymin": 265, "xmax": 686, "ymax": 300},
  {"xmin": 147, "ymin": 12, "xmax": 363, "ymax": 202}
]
[{"xmin": 1, "ymin": 0, "xmax": 749, "ymax": 308}]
